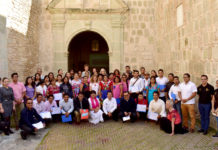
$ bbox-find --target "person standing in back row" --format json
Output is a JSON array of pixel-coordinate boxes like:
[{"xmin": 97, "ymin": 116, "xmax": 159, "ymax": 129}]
[
  {"xmin": 197, "ymin": 75, "xmax": 214, "ymax": 135},
  {"xmin": 129, "ymin": 70, "xmax": 144, "ymax": 100},
  {"xmin": 156, "ymin": 69, "xmax": 168, "ymax": 103},
  {"xmin": 9, "ymin": 73, "xmax": 26, "ymax": 130},
  {"xmin": 180, "ymin": 73, "xmax": 197, "ymax": 133}
]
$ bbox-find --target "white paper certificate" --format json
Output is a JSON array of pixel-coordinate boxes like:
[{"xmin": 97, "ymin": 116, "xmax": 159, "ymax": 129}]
[
  {"xmin": 122, "ymin": 116, "xmax": 130, "ymax": 122},
  {"xmin": 54, "ymin": 93, "xmax": 63, "ymax": 101},
  {"xmin": 40, "ymin": 111, "xmax": 52, "ymax": 119},
  {"xmin": 51, "ymin": 107, "xmax": 61, "ymax": 115},
  {"xmin": 32, "ymin": 121, "xmax": 44, "ymax": 129},
  {"xmin": 147, "ymin": 111, "xmax": 158, "ymax": 121},
  {"xmin": 136, "ymin": 104, "xmax": 147, "ymax": 112}
]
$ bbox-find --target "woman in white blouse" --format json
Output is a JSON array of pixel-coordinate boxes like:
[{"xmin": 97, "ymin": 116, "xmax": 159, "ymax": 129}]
[
  {"xmin": 36, "ymin": 80, "xmax": 47, "ymax": 101},
  {"xmin": 89, "ymin": 75, "xmax": 99, "ymax": 96}
]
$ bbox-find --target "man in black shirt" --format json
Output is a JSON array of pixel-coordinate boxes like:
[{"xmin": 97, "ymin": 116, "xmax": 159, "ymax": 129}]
[
  {"xmin": 197, "ymin": 75, "xmax": 214, "ymax": 135},
  {"xmin": 19, "ymin": 98, "xmax": 45, "ymax": 140},
  {"xmin": 165, "ymin": 73, "xmax": 174, "ymax": 100},
  {"xmin": 120, "ymin": 92, "xmax": 137, "ymax": 122},
  {"xmin": 73, "ymin": 92, "xmax": 90, "ymax": 124}
]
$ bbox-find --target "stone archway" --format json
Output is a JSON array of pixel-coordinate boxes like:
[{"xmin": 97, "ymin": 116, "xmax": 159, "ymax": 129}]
[
  {"xmin": 47, "ymin": 0, "xmax": 128, "ymax": 73},
  {"xmin": 68, "ymin": 31, "xmax": 109, "ymax": 72}
]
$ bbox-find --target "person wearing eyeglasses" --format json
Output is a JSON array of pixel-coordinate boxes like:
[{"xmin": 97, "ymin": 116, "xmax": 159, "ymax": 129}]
[
  {"xmin": 19, "ymin": 98, "xmax": 45, "ymax": 140},
  {"xmin": 197, "ymin": 75, "xmax": 214, "ymax": 135},
  {"xmin": 120, "ymin": 91, "xmax": 137, "ymax": 122}
]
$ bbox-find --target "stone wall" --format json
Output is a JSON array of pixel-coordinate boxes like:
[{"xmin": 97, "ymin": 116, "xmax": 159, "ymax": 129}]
[
  {"xmin": 123, "ymin": 0, "xmax": 156, "ymax": 71},
  {"xmin": 7, "ymin": 0, "xmax": 41, "ymax": 81},
  {"xmin": 153, "ymin": 0, "xmax": 218, "ymax": 86},
  {"xmin": 38, "ymin": 0, "xmax": 53, "ymax": 74},
  {"xmin": 152, "ymin": 0, "xmax": 218, "ymax": 128}
]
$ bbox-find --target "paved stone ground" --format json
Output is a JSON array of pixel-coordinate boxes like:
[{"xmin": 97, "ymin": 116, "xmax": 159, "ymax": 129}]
[
  {"xmin": 0, "ymin": 128, "xmax": 48, "ymax": 150},
  {"xmin": 36, "ymin": 121, "xmax": 218, "ymax": 150}
]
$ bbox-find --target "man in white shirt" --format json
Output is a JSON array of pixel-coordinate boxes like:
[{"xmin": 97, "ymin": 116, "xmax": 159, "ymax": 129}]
[
  {"xmin": 33, "ymin": 94, "xmax": 46, "ymax": 114},
  {"xmin": 168, "ymin": 76, "xmax": 182, "ymax": 119},
  {"xmin": 156, "ymin": 69, "xmax": 168, "ymax": 103},
  {"xmin": 59, "ymin": 94, "xmax": 74, "ymax": 122},
  {"xmin": 180, "ymin": 73, "xmax": 197, "ymax": 133},
  {"xmin": 149, "ymin": 92, "xmax": 166, "ymax": 119},
  {"xmin": 103, "ymin": 91, "xmax": 118, "ymax": 121},
  {"xmin": 129, "ymin": 70, "xmax": 144, "ymax": 100},
  {"xmin": 143, "ymin": 72, "xmax": 150, "ymax": 99}
]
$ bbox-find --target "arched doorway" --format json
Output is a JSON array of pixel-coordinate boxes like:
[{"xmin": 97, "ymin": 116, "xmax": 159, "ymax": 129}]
[{"xmin": 68, "ymin": 31, "xmax": 109, "ymax": 72}]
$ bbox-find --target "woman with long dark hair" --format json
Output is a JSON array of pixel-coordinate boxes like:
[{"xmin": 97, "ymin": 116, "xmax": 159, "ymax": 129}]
[
  {"xmin": 99, "ymin": 75, "xmax": 112, "ymax": 100},
  {"xmin": 34, "ymin": 73, "xmax": 41, "ymax": 86},
  {"xmin": 112, "ymin": 76, "xmax": 123, "ymax": 106},
  {"xmin": 121, "ymin": 74, "xmax": 129, "ymax": 93},
  {"xmin": 44, "ymin": 75, "xmax": 50, "ymax": 87},
  {"xmin": 24, "ymin": 77, "xmax": 36, "ymax": 102},
  {"xmin": 60, "ymin": 76, "xmax": 73, "ymax": 98},
  {"xmin": 146, "ymin": 76, "xmax": 160, "ymax": 104},
  {"xmin": 48, "ymin": 72, "xmax": 55, "ymax": 82}
]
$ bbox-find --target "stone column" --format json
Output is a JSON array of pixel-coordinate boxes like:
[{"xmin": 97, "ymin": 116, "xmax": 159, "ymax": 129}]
[
  {"xmin": 0, "ymin": 15, "xmax": 8, "ymax": 77},
  {"xmin": 51, "ymin": 19, "xmax": 68, "ymax": 72},
  {"xmin": 110, "ymin": 15, "xmax": 124, "ymax": 72}
]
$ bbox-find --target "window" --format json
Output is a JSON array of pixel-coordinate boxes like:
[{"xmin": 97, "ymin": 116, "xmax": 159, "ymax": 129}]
[{"xmin": 177, "ymin": 4, "xmax": 183, "ymax": 27}]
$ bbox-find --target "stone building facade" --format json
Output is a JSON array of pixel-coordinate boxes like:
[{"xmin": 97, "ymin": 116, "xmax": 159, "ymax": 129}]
[{"xmin": 0, "ymin": 0, "xmax": 217, "ymax": 127}]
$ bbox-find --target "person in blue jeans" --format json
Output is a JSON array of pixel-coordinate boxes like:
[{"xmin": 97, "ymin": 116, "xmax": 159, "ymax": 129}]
[
  {"xmin": 197, "ymin": 75, "xmax": 214, "ymax": 135},
  {"xmin": 212, "ymin": 80, "xmax": 218, "ymax": 137}
]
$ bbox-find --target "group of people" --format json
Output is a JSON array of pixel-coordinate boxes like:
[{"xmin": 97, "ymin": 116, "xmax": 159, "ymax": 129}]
[{"xmin": 0, "ymin": 64, "xmax": 217, "ymax": 140}]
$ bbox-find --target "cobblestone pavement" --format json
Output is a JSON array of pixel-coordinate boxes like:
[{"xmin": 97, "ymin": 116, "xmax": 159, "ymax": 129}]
[
  {"xmin": 0, "ymin": 128, "xmax": 48, "ymax": 150},
  {"xmin": 37, "ymin": 121, "xmax": 218, "ymax": 150}
]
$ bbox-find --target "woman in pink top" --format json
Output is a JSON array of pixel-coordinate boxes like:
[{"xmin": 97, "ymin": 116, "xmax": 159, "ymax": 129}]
[
  {"xmin": 112, "ymin": 76, "xmax": 123, "ymax": 106},
  {"xmin": 160, "ymin": 100, "xmax": 188, "ymax": 136},
  {"xmin": 121, "ymin": 74, "xmax": 128, "ymax": 93}
]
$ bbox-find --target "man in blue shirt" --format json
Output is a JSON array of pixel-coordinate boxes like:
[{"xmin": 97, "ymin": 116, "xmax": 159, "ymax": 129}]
[{"xmin": 19, "ymin": 98, "xmax": 45, "ymax": 140}]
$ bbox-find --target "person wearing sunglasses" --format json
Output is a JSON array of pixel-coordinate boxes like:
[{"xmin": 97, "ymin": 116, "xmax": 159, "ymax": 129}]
[{"xmin": 19, "ymin": 98, "xmax": 45, "ymax": 140}]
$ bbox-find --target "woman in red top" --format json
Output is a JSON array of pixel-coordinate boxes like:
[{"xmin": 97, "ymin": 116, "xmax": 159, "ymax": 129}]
[
  {"xmin": 160, "ymin": 100, "xmax": 188, "ymax": 136},
  {"xmin": 99, "ymin": 75, "xmax": 112, "ymax": 100},
  {"xmin": 47, "ymin": 79, "xmax": 60, "ymax": 96},
  {"xmin": 135, "ymin": 93, "xmax": 148, "ymax": 121}
]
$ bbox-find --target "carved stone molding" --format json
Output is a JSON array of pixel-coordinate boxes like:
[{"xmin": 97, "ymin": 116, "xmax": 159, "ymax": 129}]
[{"xmin": 52, "ymin": 20, "xmax": 66, "ymax": 29}]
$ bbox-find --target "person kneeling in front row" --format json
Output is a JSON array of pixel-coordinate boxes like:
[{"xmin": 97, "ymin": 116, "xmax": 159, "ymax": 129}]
[
  {"xmin": 120, "ymin": 91, "xmax": 137, "ymax": 122},
  {"xmin": 160, "ymin": 100, "xmax": 188, "ymax": 136},
  {"xmin": 74, "ymin": 92, "xmax": 90, "ymax": 124},
  {"xmin": 88, "ymin": 90, "xmax": 104, "ymax": 124},
  {"xmin": 103, "ymin": 91, "xmax": 118, "ymax": 121},
  {"xmin": 59, "ymin": 94, "xmax": 74, "ymax": 123},
  {"xmin": 148, "ymin": 91, "xmax": 166, "ymax": 121},
  {"xmin": 19, "ymin": 98, "xmax": 45, "ymax": 140}
]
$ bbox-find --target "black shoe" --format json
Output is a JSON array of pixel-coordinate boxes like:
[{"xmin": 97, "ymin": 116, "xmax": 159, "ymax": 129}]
[
  {"xmin": 20, "ymin": 131, "xmax": 27, "ymax": 140},
  {"xmin": 4, "ymin": 131, "xmax": 9, "ymax": 136},
  {"xmin": 212, "ymin": 132, "xmax": 218, "ymax": 137},
  {"xmin": 203, "ymin": 130, "xmax": 208, "ymax": 135},
  {"xmin": 198, "ymin": 129, "xmax": 204, "ymax": 133},
  {"xmin": 30, "ymin": 132, "xmax": 36, "ymax": 136},
  {"xmin": 9, "ymin": 129, "xmax": 14, "ymax": 134}
]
